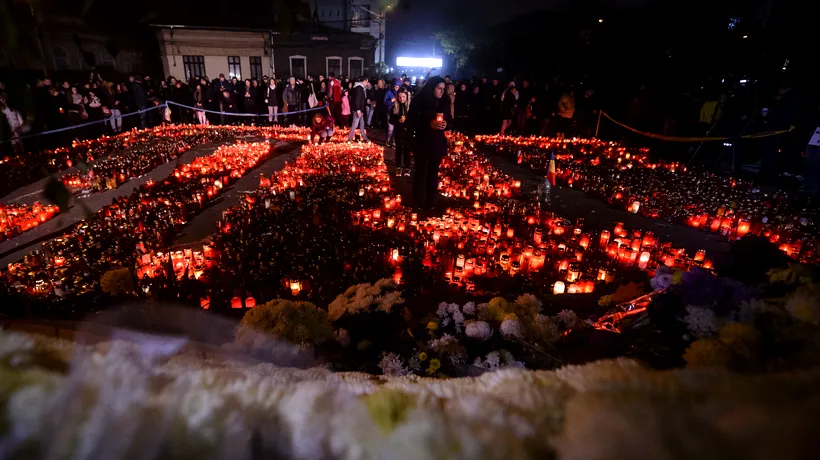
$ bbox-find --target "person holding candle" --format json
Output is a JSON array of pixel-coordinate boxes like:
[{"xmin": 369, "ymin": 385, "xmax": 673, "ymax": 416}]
[
  {"xmin": 389, "ymin": 89, "xmax": 412, "ymax": 177},
  {"xmin": 310, "ymin": 110, "xmax": 335, "ymax": 144},
  {"xmin": 384, "ymin": 78, "xmax": 401, "ymax": 147},
  {"xmin": 409, "ymin": 76, "xmax": 449, "ymax": 210}
]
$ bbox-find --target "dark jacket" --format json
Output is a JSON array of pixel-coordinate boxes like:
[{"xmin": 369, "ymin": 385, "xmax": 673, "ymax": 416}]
[
  {"xmin": 130, "ymin": 81, "xmax": 147, "ymax": 108},
  {"xmin": 264, "ymin": 85, "xmax": 280, "ymax": 107},
  {"xmin": 220, "ymin": 92, "xmax": 237, "ymax": 112},
  {"xmin": 283, "ymin": 84, "xmax": 300, "ymax": 107},
  {"xmin": 389, "ymin": 102, "xmax": 411, "ymax": 141},
  {"xmin": 408, "ymin": 76, "xmax": 449, "ymax": 159},
  {"xmin": 350, "ymin": 82, "xmax": 367, "ymax": 113}
]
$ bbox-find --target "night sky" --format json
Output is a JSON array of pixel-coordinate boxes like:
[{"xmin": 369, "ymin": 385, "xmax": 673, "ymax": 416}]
[{"xmin": 385, "ymin": 0, "xmax": 656, "ymax": 61}]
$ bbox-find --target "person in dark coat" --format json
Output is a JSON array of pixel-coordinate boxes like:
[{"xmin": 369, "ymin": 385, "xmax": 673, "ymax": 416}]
[
  {"xmin": 347, "ymin": 77, "xmax": 368, "ymax": 141},
  {"xmin": 128, "ymin": 75, "xmax": 148, "ymax": 128},
  {"xmin": 263, "ymin": 79, "xmax": 280, "ymax": 124},
  {"xmin": 220, "ymin": 89, "xmax": 236, "ymax": 124},
  {"xmin": 408, "ymin": 76, "xmax": 449, "ymax": 209},
  {"xmin": 389, "ymin": 88, "xmax": 412, "ymax": 176}
]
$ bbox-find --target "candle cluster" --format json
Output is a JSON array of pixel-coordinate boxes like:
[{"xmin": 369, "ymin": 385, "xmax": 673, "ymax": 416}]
[
  {"xmin": 58, "ymin": 125, "xmax": 309, "ymax": 192},
  {"xmin": 347, "ymin": 133, "xmax": 709, "ymax": 295},
  {"xmin": 476, "ymin": 135, "xmax": 818, "ymax": 262},
  {"xmin": 4, "ymin": 141, "xmax": 273, "ymax": 300},
  {"xmin": 0, "ymin": 202, "xmax": 60, "ymax": 242}
]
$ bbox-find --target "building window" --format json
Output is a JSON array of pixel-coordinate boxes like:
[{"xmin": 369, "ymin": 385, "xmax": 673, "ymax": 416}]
[
  {"xmin": 249, "ymin": 56, "xmax": 262, "ymax": 80},
  {"xmin": 228, "ymin": 56, "xmax": 241, "ymax": 78},
  {"xmin": 99, "ymin": 51, "xmax": 116, "ymax": 69},
  {"xmin": 351, "ymin": 4, "xmax": 371, "ymax": 28},
  {"xmin": 184, "ymin": 56, "xmax": 206, "ymax": 81},
  {"xmin": 53, "ymin": 45, "xmax": 72, "ymax": 70},
  {"xmin": 349, "ymin": 57, "xmax": 364, "ymax": 79},
  {"xmin": 289, "ymin": 55, "xmax": 306, "ymax": 78},
  {"xmin": 326, "ymin": 56, "xmax": 342, "ymax": 77}
]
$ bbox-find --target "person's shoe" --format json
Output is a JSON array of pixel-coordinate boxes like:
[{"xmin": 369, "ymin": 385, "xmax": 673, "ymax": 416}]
[
  {"xmin": 395, "ymin": 167, "xmax": 403, "ymax": 177},
  {"xmin": 404, "ymin": 169, "xmax": 411, "ymax": 177}
]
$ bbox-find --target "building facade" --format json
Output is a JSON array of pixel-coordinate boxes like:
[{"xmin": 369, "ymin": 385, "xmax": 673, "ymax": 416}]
[
  {"xmin": 311, "ymin": 0, "xmax": 385, "ymax": 65},
  {"xmin": 154, "ymin": 25, "xmax": 377, "ymax": 81},
  {"xmin": 1, "ymin": 16, "xmax": 149, "ymax": 77}
]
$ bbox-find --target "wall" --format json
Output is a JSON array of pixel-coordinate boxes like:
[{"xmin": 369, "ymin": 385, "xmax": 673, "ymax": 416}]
[{"xmin": 156, "ymin": 28, "xmax": 273, "ymax": 81}]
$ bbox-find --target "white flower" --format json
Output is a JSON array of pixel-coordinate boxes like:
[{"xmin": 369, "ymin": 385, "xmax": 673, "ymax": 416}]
[
  {"xmin": 452, "ymin": 309, "xmax": 466, "ymax": 332},
  {"xmin": 379, "ymin": 353, "xmax": 409, "ymax": 376},
  {"xmin": 436, "ymin": 302, "xmax": 450, "ymax": 319},
  {"xmin": 465, "ymin": 321, "xmax": 492, "ymax": 341},
  {"xmin": 500, "ymin": 318, "xmax": 523, "ymax": 339},
  {"xmin": 428, "ymin": 334, "xmax": 459, "ymax": 353},
  {"xmin": 556, "ymin": 309, "xmax": 578, "ymax": 328},
  {"xmin": 462, "ymin": 302, "xmax": 476, "ymax": 317},
  {"xmin": 484, "ymin": 351, "xmax": 501, "ymax": 369},
  {"xmin": 684, "ymin": 305, "xmax": 719, "ymax": 338}
]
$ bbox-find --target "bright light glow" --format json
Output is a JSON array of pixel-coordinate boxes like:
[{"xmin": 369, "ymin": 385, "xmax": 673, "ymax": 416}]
[
  {"xmin": 598, "ymin": 18, "xmax": 604, "ymax": 23},
  {"xmin": 742, "ymin": 35, "xmax": 748, "ymax": 39},
  {"xmin": 396, "ymin": 57, "xmax": 443, "ymax": 68}
]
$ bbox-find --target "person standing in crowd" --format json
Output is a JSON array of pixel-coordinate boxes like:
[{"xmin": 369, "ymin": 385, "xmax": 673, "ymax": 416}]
[
  {"xmin": 0, "ymin": 93, "xmax": 25, "ymax": 155},
  {"xmin": 499, "ymin": 83, "xmax": 518, "ymax": 135},
  {"xmin": 264, "ymin": 78, "xmax": 280, "ymax": 124},
  {"xmin": 384, "ymin": 78, "xmax": 400, "ymax": 147},
  {"xmin": 102, "ymin": 81, "xmax": 123, "ymax": 133},
  {"xmin": 283, "ymin": 77, "xmax": 301, "ymax": 125},
  {"xmin": 317, "ymin": 81, "xmax": 328, "ymax": 106},
  {"xmin": 373, "ymin": 79, "xmax": 386, "ymax": 128},
  {"xmin": 390, "ymin": 89, "xmax": 412, "ymax": 177},
  {"xmin": 220, "ymin": 89, "xmax": 236, "ymax": 123},
  {"xmin": 328, "ymin": 73, "xmax": 343, "ymax": 126},
  {"xmin": 243, "ymin": 79, "xmax": 257, "ymax": 122},
  {"xmin": 348, "ymin": 77, "xmax": 369, "ymax": 142},
  {"xmin": 516, "ymin": 79, "xmax": 532, "ymax": 134},
  {"xmin": 554, "ymin": 88, "xmax": 576, "ymax": 137},
  {"xmin": 174, "ymin": 80, "xmax": 193, "ymax": 123},
  {"xmin": 298, "ymin": 78, "xmax": 311, "ymax": 125},
  {"xmin": 128, "ymin": 75, "xmax": 148, "ymax": 128},
  {"xmin": 365, "ymin": 79, "xmax": 376, "ymax": 127},
  {"xmin": 408, "ymin": 76, "xmax": 449, "ymax": 210},
  {"xmin": 340, "ymin": 88, "xmax": 351, "ymax": 127},
  {"xmin": 310, "ymin": 109, "xmax": 335, "ymax": 144},
  {"xmin": 193, "ymin": 84, "xmax": 209, "ymax": 125}
]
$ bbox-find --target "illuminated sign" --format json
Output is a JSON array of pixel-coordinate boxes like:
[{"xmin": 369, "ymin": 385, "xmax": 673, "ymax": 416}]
[{"xmin": 396, "ymin": 57, "xmax": 443, "ymax": 68}]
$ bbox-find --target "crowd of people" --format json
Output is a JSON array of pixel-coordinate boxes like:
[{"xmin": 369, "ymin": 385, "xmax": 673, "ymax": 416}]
[{"xmin": 1, "ymin": 68, "xmax": 816, "ymax": 192}]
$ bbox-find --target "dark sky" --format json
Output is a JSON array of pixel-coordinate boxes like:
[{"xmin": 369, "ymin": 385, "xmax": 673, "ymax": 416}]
[{"xmin": 385, "ymin": 0, "xmax": 656, "ymax": 60}]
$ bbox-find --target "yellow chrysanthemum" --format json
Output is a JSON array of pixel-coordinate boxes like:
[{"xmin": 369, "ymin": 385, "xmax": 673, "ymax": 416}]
[
  {"xmin": 429, "ymin": 358, "xmax": 441, "ymax": 371},
  {"xmin": 418, "ymin": 352, "xmax": 428, "ymax": 361},
  {"xmin": 683, "ymin": 339, "xmax": 732, "ymax": 368}
]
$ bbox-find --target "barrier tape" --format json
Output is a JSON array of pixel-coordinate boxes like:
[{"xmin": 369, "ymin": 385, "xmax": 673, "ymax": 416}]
[
  {"xmin": 165, "ymin": 100, "xmax": 327, "ymax": 117},
  {"xmin": 1, "ymin": 102, "xmax": 328, "ymax": 145},
  {"xmin": 0, "ymin": 104, "xmax": 167, "ymax": 144},
  {"xmin": 598, "ymin": 111, "xmax": 794, "ymax": 142}
]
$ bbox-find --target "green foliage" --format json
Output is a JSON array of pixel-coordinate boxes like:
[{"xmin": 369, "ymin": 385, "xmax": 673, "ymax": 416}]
[
  {"xmin": 236, "ymin": 299, "xmax": 332, "ymax": 347},
  {"xmin": 434, "ymin": 27, "xmax": 476, "ymax": 71},
  {"xmin": 100, "ymin": 268, "xmax": 134, "ymax": 296}
]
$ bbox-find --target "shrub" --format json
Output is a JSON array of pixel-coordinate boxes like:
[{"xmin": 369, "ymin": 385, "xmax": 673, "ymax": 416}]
[
  {"xmin": 236, "ymin": 299, "xmax": 332, "ymax": 348},
  {"xmin": 100, "ymin": 268, "xmax": 134, "ymax": 296}
]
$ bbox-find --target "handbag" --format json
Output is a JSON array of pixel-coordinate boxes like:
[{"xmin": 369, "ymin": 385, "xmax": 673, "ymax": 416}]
[{"xmin": 308, "ymin": 85, "xmax": 319, "ymax": 108}]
